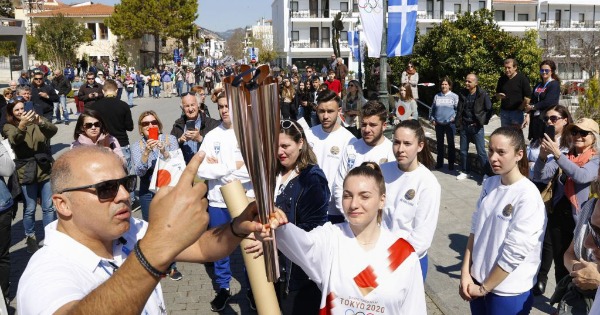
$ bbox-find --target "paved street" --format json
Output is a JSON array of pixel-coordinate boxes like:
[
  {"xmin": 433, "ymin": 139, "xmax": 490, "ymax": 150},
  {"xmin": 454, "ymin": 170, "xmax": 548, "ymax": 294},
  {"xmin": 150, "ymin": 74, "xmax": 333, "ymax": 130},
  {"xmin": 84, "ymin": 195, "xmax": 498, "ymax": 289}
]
[{"xmin": 5, "ymin": 94, "xmax": 555, "ymax": 314}]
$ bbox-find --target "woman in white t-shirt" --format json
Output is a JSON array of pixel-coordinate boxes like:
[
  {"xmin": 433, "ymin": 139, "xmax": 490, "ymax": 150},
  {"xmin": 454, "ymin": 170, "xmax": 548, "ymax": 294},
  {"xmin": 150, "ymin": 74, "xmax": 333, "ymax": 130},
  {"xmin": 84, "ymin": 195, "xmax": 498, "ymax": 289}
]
[
  {"xmin": 263, "ymin": 162, "xmax": 426, "ymax": 315},
  {"xmin": 460, "ymin": 127, "xmax": 546, "ymax": 314},
  {"xmin": 381, "ymin": 120, "xmax": 439, "ymax": 281}
]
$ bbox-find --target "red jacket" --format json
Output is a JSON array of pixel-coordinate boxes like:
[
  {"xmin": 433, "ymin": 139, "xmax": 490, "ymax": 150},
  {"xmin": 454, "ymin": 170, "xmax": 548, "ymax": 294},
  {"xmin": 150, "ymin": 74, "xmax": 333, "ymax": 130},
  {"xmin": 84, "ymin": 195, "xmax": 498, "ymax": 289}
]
[{"xmin": 324, "ymin": 79, "xmax": 342, "ymax": 94}]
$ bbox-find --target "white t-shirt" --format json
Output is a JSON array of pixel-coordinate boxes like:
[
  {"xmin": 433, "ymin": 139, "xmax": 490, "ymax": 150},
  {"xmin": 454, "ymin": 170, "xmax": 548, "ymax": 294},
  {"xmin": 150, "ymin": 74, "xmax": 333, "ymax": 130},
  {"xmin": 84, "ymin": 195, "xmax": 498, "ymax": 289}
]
[
  {"xmin": 589, "ymin": 289, "xmax": 600, "ymax": 314},
  {"xmin": 306, "ymin": 125, "xmax": 355, "ymax": 212},
  {"xmin": 332, "ymin": 138, "xmax": 395, "ymax": 215},
  {"xmin": 197, "ymin": 124, "xmax": 253, "ymax": 207},
  {"xmin": 470, "ymin": 176, "xmax": 547, "ymax": 296},
  {"xmin": 276, "ymin": 222, "xmax": 426, "ymax": 314},
  {"xmin": 17, "ymin": 218, "xmax": 166, "ymax": 315},
  {"xmin": 381, "ymin": 162, "xmax": 441, "ymax": 258}
]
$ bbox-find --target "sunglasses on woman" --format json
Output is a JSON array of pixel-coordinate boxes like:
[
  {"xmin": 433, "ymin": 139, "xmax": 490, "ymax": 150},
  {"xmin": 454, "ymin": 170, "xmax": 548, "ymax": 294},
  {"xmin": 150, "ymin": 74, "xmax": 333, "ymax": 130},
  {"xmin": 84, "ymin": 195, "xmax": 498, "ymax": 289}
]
[
  {"xmin": 84, "ymin": 122, "xmax": 101, "ymax": 129},
  {"xmin": 571, "ymin": 129, "xmax": 591, "ymax": 137},
  {"xmin": 140, "ymin": 120, "xmax": 159, "ymax": 127},
  {"xmin": 543, "ymin": 115, "xmax": 563, "ymax": 123},
  {"xmin": 7, "ymin": 96, "xmax": 26, "ymax": 105},
  {"xmin": 58, "ymin": 175, "xmax": 137, "ymax": 201},
  {"xmin": 539, "ymin": 69, "xmax": 551, "ymax": 74},
  {"xmin": 281, "ymin": 119, "xmax": 303, "ymax": 137}
]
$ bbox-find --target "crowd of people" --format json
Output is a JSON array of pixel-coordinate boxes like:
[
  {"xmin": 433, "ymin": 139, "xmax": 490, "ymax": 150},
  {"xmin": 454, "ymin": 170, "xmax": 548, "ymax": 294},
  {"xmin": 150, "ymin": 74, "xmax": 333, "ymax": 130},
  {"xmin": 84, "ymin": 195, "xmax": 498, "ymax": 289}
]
[{"xmin": 0, "ymin": 55, "xmax": 598, "ymax": 315}]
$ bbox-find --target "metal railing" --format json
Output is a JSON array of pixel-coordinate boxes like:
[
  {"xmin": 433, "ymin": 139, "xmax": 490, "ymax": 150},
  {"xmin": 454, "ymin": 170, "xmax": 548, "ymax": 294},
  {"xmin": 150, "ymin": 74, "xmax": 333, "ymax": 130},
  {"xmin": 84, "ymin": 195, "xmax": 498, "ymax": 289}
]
[
  {"xmin": 540, "ymin": 20, "xmax": 599, "ymax": 29},
  {"xmin": 290, "ymin": 9, "xmax": 354, "ymax": 19},
  {"xmin": 290, "ymin": 40, "xmax": 349, "ymax": 49},
  {"xmin": 417, "ymin": 13, "xmax": 458, "ymax": 21}
]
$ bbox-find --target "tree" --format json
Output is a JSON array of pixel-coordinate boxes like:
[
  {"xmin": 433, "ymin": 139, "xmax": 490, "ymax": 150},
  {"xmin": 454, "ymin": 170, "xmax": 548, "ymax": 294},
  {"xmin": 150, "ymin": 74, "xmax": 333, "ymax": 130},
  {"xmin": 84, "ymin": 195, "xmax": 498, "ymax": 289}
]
[
  {"xmin": 107, "ymin": 0, "xmax": 197, "ymax": 68},
  {"xmin": 224, "ymin": 28, "xmax": 245, "ymax": 60},
  {"xmin": 32, "ymin": 14, "xmax": 92, "ymax": 68},
  {"xmin": 365, "ymin": 10, "xmax": 543, "ymax": 107},
  {"xmin": 575, "ymin": 76, "xmax": 600, "ymax": 121},
  {"xmin": 331, "ymin": 12, "xmax": 344, "ymax": 58},
  {"xmin": 0, "ymin": 0, "xmax": 14, "ymax": 18}
]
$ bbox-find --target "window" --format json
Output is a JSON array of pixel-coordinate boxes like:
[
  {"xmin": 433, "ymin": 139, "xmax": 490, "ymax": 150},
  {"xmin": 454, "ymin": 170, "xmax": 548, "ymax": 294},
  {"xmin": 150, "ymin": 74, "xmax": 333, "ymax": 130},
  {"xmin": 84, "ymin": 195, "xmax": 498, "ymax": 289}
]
[
  {"xmin": 161, "ymin": 38, "xmax": 167, "ymax": 47},
  {"xmin": 87, "ymin": 23, "xmax": 96, "ymax": 39},
  {"xmin": 517, "ymin": 14, "xmax": 528, "ymax": 21},
  {"xmin": 426, "ymin": 0, "xmax": 434, "ymax": 17},
  {"xmin": 291, "ymin": 31, "xmax": 299, "ymax": 41},
  {"xmin": 321, "ymin": 27, "xmax": 330, "ymax": 48},
  {"xmin": 479, "ymin": 1, "xmax": 485, "ymax": 9},
  {"xmin": 340, "ymin": 1, "xmax": 348, "ymax": 12},
  {"xmin": 541, "ymin": 12, "xmax": 547, "ymax": 22},
  {"xmin": 310, "ymin": 27, "xmax": 319, "ymax": 48},
  {"xmin": 541, "ymin": 38, "xmax": 547, "ymax": 47},
  {"xmin": 579, "ymin": 13, "xmax": 585, "ymax": 23},
  {"xmin": 98, "ymin": 23, "xmax": 108, "ymax": 40},
  {"xmin": 353, "ymin": 0, "xmax": 358, "ymax": 12},
  {"xmin": 494, "ymin": 10, "xmax": 505, "ymax": 21},
  {"xmin": 291, "ymin": 1, "xmax": 298, "ymax": 12},
  {"xmin": 341, "ymin": 31, "xmax": 348, "ymax": 41},
  {"xmin": 454, "ymin": 4, "xmax": 461, "ymax": 14}
]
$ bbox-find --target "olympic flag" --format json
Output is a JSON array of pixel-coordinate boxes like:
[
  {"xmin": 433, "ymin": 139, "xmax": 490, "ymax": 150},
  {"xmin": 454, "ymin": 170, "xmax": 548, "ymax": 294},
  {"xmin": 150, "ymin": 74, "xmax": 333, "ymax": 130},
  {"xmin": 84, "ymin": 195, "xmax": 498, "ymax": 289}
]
[
  {"xmin": 358, "ymin": 0, "xmax": 418, "ymax": 57},
  {"xmin": 358, "ymin": 0, "xmax": 383, "ymax": 58}
]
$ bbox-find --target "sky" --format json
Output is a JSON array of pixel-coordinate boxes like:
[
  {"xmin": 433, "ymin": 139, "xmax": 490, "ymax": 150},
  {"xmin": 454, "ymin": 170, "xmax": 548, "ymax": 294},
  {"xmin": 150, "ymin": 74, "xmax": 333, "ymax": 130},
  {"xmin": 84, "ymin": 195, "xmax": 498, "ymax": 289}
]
[{"xmin": 61, "ymin": 0, "xmax": 273, "ymax": 32}]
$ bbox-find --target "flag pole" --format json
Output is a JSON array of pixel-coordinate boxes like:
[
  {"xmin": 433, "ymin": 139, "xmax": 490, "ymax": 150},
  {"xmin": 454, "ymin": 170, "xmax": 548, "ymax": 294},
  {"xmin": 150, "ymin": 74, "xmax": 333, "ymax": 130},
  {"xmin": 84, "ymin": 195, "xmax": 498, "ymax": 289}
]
[{"xmin": 378, "ymin": 0, "xmax": 389, "ymax": 111}]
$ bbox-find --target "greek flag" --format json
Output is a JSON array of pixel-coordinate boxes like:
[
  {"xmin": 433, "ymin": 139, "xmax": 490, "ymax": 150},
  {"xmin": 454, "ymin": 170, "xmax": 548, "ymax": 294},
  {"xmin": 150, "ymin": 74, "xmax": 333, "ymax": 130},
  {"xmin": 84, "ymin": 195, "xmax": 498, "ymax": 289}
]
[
  {"xmin": 387, "ymin": 0, "xmax": 418, "ymax": 57},
  {"xmin": 348, "ymin": 31, "xmax": 360, "ymax": 60}
]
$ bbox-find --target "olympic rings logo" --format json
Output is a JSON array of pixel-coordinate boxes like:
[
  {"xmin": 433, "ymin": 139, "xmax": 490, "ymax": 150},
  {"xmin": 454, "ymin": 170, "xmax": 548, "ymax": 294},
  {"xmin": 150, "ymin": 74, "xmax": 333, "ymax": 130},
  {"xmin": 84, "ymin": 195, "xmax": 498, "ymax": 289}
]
[
  {"xmin": 344, "ymin": 310, "xmax": 375, "ymax": 315},
  {"xmin": 358, "ymin": 0, "xmax": 382, "ymax": 13}
]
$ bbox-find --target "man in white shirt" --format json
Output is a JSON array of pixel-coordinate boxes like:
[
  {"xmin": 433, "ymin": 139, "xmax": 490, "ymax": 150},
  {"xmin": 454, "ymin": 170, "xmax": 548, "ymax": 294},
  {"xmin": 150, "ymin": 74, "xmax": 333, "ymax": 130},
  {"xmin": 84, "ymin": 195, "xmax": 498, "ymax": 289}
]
[
  {"xmin": 17, "ymin": 146, "xmax": 261, "ymax": 314},
  {"xmin": 332, "ymin": 100, "xmax": 395, "ymax": 218},
  {"xmin": 306, "ymin": 89, "xmax": 355, "ymax": 222}
]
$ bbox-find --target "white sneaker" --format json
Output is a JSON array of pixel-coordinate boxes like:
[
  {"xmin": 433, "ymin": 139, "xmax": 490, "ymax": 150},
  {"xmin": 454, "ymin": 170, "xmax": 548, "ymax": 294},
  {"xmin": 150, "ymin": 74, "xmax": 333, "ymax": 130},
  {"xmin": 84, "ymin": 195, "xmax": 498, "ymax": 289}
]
[{"xmin": 456, "ymin": 172, "xmax": 469, "ymax": 180}]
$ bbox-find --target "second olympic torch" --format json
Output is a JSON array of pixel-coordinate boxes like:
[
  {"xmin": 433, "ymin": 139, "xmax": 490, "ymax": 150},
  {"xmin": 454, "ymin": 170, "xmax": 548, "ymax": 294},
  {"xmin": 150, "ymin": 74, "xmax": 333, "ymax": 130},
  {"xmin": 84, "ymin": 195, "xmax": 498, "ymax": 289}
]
[{"xmin": 223, "ymin": 65, "xmax": 280, "ymax": 282}]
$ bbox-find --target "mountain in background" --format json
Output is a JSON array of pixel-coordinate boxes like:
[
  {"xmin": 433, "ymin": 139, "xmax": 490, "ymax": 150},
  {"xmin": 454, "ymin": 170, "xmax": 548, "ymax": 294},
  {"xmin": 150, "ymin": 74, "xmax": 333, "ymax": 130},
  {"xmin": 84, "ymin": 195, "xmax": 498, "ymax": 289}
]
[{"xmin": 216, "ymin": 28, "xmax": 244, "ymax": 40}]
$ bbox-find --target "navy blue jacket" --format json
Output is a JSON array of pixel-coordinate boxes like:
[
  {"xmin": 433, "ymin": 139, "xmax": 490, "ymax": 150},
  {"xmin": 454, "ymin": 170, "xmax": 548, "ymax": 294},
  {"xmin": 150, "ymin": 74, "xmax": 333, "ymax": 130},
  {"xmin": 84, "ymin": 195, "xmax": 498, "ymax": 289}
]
[{"xmin": 275, "ymin": 164, "xmax": 329, "ymax": 293}]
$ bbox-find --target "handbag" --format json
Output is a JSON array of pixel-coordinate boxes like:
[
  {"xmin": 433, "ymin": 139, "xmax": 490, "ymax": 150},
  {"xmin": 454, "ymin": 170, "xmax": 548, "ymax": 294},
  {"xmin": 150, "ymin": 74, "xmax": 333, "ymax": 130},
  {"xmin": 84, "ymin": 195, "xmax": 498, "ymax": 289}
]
[
  {"xmin": 149, "ymin": 149, "xmax": 186, "ymax": 191},
  {"xmin": 550, "ymin": 275, "xmax": 595, "ymax": 315},
  {"xmin": 541, "ymin": 167, "xmax": 562, "ymax": 214}
]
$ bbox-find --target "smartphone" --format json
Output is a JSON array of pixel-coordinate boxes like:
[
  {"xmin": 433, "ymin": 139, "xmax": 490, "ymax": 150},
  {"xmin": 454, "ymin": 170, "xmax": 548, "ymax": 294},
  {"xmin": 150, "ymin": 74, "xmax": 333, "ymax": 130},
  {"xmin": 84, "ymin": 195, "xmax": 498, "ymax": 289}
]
[
  {"xmin": 544, "ymin": 125, "xmax": 555, "ymax": 141},
  {"xmin": 24, "ymin": 101, "xmax": 34, "ymax": 113},
  {"xmin": 185, "ymin": 120, "xmax": 196, "ymax": 130},
  {"xmin": 148, "ymin": 127, "xmax": 159, "ymax": 141}
]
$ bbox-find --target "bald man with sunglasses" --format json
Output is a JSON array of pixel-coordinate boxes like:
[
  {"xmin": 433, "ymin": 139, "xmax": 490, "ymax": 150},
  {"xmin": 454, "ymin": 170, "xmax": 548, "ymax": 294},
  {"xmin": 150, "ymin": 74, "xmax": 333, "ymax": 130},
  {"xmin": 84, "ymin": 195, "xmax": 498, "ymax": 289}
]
[{"xmin": 17, "ymin": 146, "xmax": 262, "ymax": 314}]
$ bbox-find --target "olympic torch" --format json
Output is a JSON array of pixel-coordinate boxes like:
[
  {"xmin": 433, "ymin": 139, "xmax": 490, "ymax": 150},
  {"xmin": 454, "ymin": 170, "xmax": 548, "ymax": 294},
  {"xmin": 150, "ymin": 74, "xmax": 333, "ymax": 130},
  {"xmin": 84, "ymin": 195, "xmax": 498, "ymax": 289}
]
[{"xmin": 224, "ymin": 65, "xmax": 280, "ymax": 282}]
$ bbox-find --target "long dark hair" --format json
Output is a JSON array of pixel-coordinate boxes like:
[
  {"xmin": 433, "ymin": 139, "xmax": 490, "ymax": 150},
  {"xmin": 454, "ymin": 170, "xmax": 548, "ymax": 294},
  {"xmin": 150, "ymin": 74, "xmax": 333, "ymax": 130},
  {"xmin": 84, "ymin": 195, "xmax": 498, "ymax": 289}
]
[
  {"xmin": 490, "ymin": 126, "xmax": 528, "ymax": 177},
  {"xmin": 394, "ymin": 120, "xmax": 435, "ymax": 169},
  {"xmin": 5, "ymin": 97, "xmax": 25, "ymax": 126},
  {"xmin": 540, "ymin": 60, "xmax": 560, "ymax": 83},
  {"xmin": 73, "ymin": 109, "xmax": 109, "ymax": 140},
  {"xmin": 546, "ymin": 104, "xmax": 573, "ymax": 149}
]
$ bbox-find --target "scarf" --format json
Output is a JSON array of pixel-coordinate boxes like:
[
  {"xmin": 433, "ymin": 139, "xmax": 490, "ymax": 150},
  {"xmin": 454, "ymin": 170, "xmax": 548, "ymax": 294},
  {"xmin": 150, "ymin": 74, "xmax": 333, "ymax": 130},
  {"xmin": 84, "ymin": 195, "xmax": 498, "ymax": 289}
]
[
  {"xmin": 406, "ymin": 67, "xmax": 416, "ymax": 75},
  {"xmin": 565, "ymin": 148, "xmax": 595, "ymax": 212}
]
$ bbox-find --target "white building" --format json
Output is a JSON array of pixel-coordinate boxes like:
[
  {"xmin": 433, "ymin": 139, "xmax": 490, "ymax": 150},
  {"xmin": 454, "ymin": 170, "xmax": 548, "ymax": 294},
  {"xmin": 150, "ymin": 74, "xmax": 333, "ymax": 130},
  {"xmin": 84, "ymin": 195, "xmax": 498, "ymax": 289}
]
[
  {"xmin": 272, "ymin": 0, "xmax": 359, "ymax": 73},
  {"xmin": 196, "ymin": 26, "xmax": 226, "ymax": 61}
]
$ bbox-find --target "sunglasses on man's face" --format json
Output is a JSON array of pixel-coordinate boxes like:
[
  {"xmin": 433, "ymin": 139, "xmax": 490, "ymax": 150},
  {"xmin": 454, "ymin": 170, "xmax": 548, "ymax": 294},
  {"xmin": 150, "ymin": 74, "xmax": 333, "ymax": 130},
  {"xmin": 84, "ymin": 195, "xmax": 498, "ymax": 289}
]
[
  {"xmin": 33, "ymin": 77, "xmax": 43, "ymax": 81},
  {"xmin": 58, "ymin": 175, "xmax": 137, "ymax": 201}
]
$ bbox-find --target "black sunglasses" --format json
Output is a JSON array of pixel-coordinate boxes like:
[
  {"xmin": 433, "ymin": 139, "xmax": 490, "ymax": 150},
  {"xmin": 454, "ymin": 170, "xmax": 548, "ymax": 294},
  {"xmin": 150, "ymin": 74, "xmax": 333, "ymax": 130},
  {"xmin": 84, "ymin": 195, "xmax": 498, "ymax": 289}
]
[
  {"xmin": 84, "ymin": 122, "xmax": 102, "ymax": 129},
  {"xmin": 588, "ymin": 217, "xmax": 600, "ymax": 249},
  {"xmin": 58, "ymin": 175, "xmax": 136, "ymax": 201},
  {"xmin": 7, "ymin": 96, "xmax": 26, "ymax": 105},
  {"xmin": 33, "ymin": 77, "xmax": 43, "ymax": 81},
  {"xmin": 543, "ymin": 115, "xmax": 563, "ymax": 123},
  {"xmin": 140, "ymin": 120, "xmax": 159, "ymax": 127},
  {"xmin": 571, "ymin": 129, "xmax": 591, "ymax": 137}
]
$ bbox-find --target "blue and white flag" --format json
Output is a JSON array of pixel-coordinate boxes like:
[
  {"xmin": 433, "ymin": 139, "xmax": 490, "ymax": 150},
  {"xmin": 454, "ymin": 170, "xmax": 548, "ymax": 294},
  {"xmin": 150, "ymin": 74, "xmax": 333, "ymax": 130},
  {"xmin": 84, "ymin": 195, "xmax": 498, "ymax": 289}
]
[
  {"xmin": 348, "ymin": 31, "xmax": 361, "ymax": 60},
  {"xmin": 387, "ymin": 0, "xmax": 418, "ymax": 57}
]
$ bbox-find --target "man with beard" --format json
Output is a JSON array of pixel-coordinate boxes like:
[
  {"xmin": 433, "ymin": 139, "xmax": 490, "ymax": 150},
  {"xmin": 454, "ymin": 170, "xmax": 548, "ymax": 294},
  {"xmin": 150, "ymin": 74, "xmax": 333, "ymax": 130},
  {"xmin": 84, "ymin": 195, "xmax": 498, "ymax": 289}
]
[{"xmin": 332, "ymin": 100, "xmax": 394, "ymax": 215}]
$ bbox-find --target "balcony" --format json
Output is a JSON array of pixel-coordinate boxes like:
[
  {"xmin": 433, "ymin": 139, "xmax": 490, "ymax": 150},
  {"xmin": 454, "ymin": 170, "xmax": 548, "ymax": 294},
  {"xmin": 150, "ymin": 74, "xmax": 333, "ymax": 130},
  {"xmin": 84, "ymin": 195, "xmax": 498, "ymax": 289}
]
[
  {"xmin": 540, "ymin": 20, "xmax": 600, "ymax": 30},
  {"xmin": 290, "ymin": 9, "xmax": 356, "ymax": 20},
  {"xmin": 290, "ymin": 40, "xmax": 349, "ymax": 49},
  {"xmin": 0, "ymin": 18, "xmax": 26, "ymax": 36},
  {"xmin": 496, "ymin": 20, "xmax": 538, "ymax": 32},
  {"xmin": 417, "ymin": 13, "xmax": 458, "ymax": 21}
]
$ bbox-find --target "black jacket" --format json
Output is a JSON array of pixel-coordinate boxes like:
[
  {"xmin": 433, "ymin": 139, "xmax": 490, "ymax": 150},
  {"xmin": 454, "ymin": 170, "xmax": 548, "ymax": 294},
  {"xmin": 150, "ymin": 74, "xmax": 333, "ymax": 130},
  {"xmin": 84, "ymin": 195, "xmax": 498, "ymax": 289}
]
[
  {"xmin": 30, "ymin": 83, "xmax": 59, "ymax": 120},
  {"xmin": 78, "ymin": 83, "xmax": 104, "ymax": 107},
  {"xmin": 88, "ymin": 97, "xmax": 134, "ymax": 146},
  {"xmin": 52, "ymin": 75, "xmax": 71, "ymax": 96},
  {"xmin": 456, "ymin": 86, "xmax": 492, "ymax": 130},
  {"xmin": 170, "ymin": 113, "xmax": 220, "ymax": 163},
  {"xmin": 275, "ymin": 164, "xmax": 329, "ymax": 293}
]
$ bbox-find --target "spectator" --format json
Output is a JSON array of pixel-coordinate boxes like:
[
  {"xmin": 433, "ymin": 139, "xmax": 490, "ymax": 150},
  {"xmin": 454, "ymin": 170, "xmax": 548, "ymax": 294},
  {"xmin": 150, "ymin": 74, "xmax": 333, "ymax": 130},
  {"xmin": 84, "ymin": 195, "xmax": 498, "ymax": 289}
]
[
  {"xmin": 63, "ymin": 63, "xmax": 75, "ymax": 82},
  {"xmin": 3, "ymin": 96, "xmax": 58, "ymax": 254},
  {"xmin": 150, "ymin": 70, "xmax": 161, "ymax": 99},
  {"xmin": 401, "ymin": 61, "xmax": 419, "ymax": 100},
  {"xmin": 31, "ymin": 69, "xmax": 59, "ymax": 122},
  {"xmin": 329, "ymin": 54, "xmax": 337, "ymax": 72},
  {"xmin": 8, "ymin": 81, "xmax": 17, "ymax": 93},
  {"xmin": 295, "ymin": 81, "xmax": 309, "ymax": 122},
  {"xmin": 170, "ymin": 93, "xmax": 220, "ymax": 164},
  {"xmin": 71, "ymin": 76, "xmax": 84, "ymax": 115},
  {"xmin": 51, "ymin": 69, "xmax": 71, "ymax": 125},
  {"xmin": 334, "ymin": 58, "xmax": 348, "ymax": 91},
  {"xmin": 135, "ymin": 70, "xmax": 145, "ymax": 98},
  {"xmin": 532, "ymin": 118, "xmax": 600, "ymax": 296},
  {"xmin": 71, "ymin": 109, "xmax": 125, "ymax": 163},
  {"xmin": 174, "ymin": 67, "xmax": 184, "ymax": 97},
  {"xmin": 95, "ymin": 71, "xmax": 106, "ymax": 85},
  {"xmin": 18, "ymin": 70, "xmax": 29, "ymax": 87},
  {"xmin": 341, "ymin": 79, "xmax": 366, "ymax": 137},
  {"xmin": 429, "ymin": 76, "xmax": 458, "ymax": 170},
  {"xmin": 189, "ymin": 86, "xmax": 211, "ymax": 118},
  {"xmin": 77, "ymin": 72, "xmax": 104, "ymax": 108},
  {"xmin": 525, "ymin": 59, "xmax": 561, "ymax": 143},
  {"xmin": 394, "ymin": 83, "xmax": 418, "ymax": 123},
  {"xmin": 161, "ymin": 67, "xmax": 173, "ymax": 98},
  {"xmin": 185, "ymin": 68, "xmax": 195, "ymax": 93},
  {"xmin": 124, "ymin": 73, "xmax": 135, "ymax": 107},
  {"xmin": 495, "ymin": 58, "xmax": 531, "ymax": 128},
  {"xmin": 455, "ymin": 73, "xmax": 493, "ymax": 181},
  {"xmin": 324, "ymin": 70, "xmax": 342, "ymax": 96},
  {"xmin": 0, "ymin": 140, "xmax": 14, "ymax": 306},
  {"xmin": 280, "ymin": 78, "xmax": 296, "ymax": 120}
]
